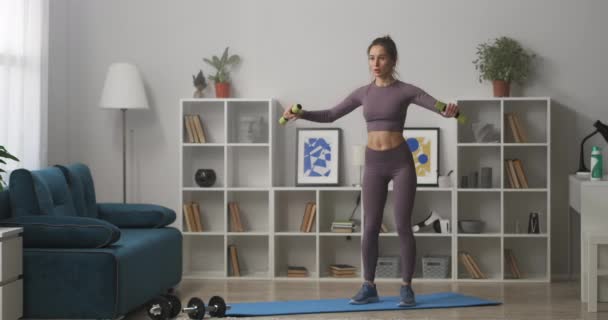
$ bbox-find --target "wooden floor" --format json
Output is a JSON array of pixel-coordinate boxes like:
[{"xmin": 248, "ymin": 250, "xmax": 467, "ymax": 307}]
[{"xmin": 127, "ymin": 279, "xmax": 605, "ymax": 319}]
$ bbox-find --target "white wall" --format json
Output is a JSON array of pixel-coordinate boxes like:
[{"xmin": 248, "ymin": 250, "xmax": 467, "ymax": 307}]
[{"xmin": 48, "ymin": 0, "xmax": 608, "ymax": 278}]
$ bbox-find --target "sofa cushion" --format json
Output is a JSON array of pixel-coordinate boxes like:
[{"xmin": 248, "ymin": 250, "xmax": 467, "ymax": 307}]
[
  {"xmin": 8, "ymin": 169, "xmax": 42, "ymax": 217},
  {"xmin": 31, "ymin": 167, "xmax": 78, "ymax": 216},
  {"xmin": 0, "ymin": 215, "xmax": 121, "ymax": 248},
  {"xmin": 0, "ymin": 190, "xmax": 10, "ymax": 220},
  {"xmin": 56, "ymin": 163, "xmax": 98, "ymax": 218},
  {"xmin": 98, "ymin": 203, "xmax": 176, "ymax": 228}
]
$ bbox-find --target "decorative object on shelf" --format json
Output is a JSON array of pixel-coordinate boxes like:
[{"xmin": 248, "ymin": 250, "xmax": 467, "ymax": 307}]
[
  {"xmin": 296, "ymin": 128, "xmax": 341, "ymax": 186},
  {"xmin": 468, "ymin": 171, "xmax": 478, "ymax": 188},
  {"xmin": 458, "ymin": 219, "xmax": 485, "ymax": 234},
  {"xmin": 591, "ymin": 146, "xmax": 603, "ymax": 181},
  {"xmin": 192, "ymin": 70, "xmax": 207, "ymax": 98},
  {"xmin": 412, "ymin": 210, "xmax": 441, "ymax": 233},
  {"xmin": 473, "ymin": 36, "xmax": 535, "ymax": 97},
  {"xmin": 0, "ymin": 145, "xmax": 19, "ymax": 192},
  {"xmin": 99, "ymin": 62, "xmax": 149, "ymax": 203},
  {"xmin": 204, "ymin": 47, "xmax": 241, "ymax": 98},
  {"xmin": 351, "ymin": 144, "xmax": 365, "ymax": 187},
  {"xmin": 480, "ymin": 167, "xmax": 493, "ymax": 188},
  {"xmin": 194, "ymin": 169, "xmax": 217, "ymax": 187},
  {"xmin": 403, "ymin": 127, "xmax": 440, "ymax": 186},
  {"xmin": 528, "ymin": 212, "xmax": 540, "ymax": 234},
  {"xmin": 471, "ymin": 122, "xmax": 499, "ymax": 143},
  {"xmin": 577, "ymin": 120, "xmax": 608, "ymax": 175},
  {"xmin": 438, "ymin": 169, "xmax": 453, "ymax": 188},
  {"xmin": 247, "ymin": 116, "xmax": 268, "ymax": 143},
  {"xmin": 460, "ymin": 175, "xmax": 468, "ymax": 188}
]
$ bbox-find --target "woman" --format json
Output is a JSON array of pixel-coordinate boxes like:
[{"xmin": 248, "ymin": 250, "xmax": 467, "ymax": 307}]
[{"xmin": 283, "ymin": 35, "xmax": 458, "ymax": 307}]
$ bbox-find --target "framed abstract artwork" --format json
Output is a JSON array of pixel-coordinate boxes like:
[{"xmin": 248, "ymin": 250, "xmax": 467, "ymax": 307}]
[
  {"xmin": 403, "ymin": 127, "xmax": 440, "ymax": 186},
  {"xmin": 296, "ymin": 128, "xmax": 341, "ymax": 186}
]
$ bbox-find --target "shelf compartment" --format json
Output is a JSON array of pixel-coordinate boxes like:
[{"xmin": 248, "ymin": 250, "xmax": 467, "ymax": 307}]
[
  {"xmin": 227, "ymin": 235, "xmax": 270, "ymax": 278},
  {"xmin": 503, "ymin": 145, "xmax": 547, "ymax": 189},
  {"xmin": 458, "ymin": 146, "xmax": 501, "ymax": 189},
  {"xmin": 503, "ymin": 99, "xmax": 548, "ymax": 143},
  {"xmin": 415, "ymin": 237, "xmax": 453, "ymax": 279},
  {"xmin": 503, "ymin": 237, "xmax": 548, "ymax": 280},
  {"xmin": 182, "ymin": 190, "xmax": 225, "ymax": 233},
  {"xmin": 274, "ymin": 235, "xmax": 317, "ymax": 278},
  {"xmin": 183, "ymin": 235, "xmax": 225, "ymax": 278},
  {"xmin": 319, "ymin": 190, "xmax": 361, "ymax": 233},
  {"xmin": 274, "ymin": 190, "xmax": 317, "ymax": 233},
  {"xmin": 182, "ymin": 146, "xmax": 225, "ymax": 188},
  {"xmin": 227, "ymin": 100, "xmax": 270, "ymax": 144},
  {"xmin": 319, "ymin": 235, "xmax": 361, "ymax": 279},
  {"xmin": 227, "ymin": 190, "xmax": 269, "ymax": 232},
  {"xmin": 457, "ymin": 191, "xmax": 501, "ymax": 234},
  {"xmin": 182, "ymin": 100, "xmax": 225, "ymax": 144},
  {"xmin": 457, "ymin": 237, "xmax": 501, "ymax": 280},
  {"xmin": 411, "ymin": 190, "xmax": 452, "ymax": 235},
  {"xmin": 227, "ymin": 145, "xmax": 270, "ymax": 188},
  {"xmin": 456, "ymin": 100, "xmax": 501, "ymax": 143},
  {"xmin": 504, "ymin": 191, "xmax": 547, "ymax": 234}
]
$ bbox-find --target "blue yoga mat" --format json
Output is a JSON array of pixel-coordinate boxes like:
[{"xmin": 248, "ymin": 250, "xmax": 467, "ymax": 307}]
[{"xmin": 226, "ymin": 292, "xmax": 501, "ymax": 317}]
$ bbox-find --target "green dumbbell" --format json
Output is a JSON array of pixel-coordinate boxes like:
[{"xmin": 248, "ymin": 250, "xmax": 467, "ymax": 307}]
[
  {"xmin": 435, "ymin": 101, "xmax": 467, "ymax": 124},
  {"xmin": 279, "ymin": 104, "xmax": 303, "ymax": 125}
]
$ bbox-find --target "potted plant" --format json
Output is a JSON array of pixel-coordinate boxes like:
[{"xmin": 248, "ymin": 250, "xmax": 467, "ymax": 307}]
[
  {"xmin": 473, "ymin": 36, "xmax": 535, "ymax": 97},
  {"xmin": 204, "ymin": 47, "xmax": 241, "ymax": 98},
  {"xmin": 0, "ymin": 145, "xmax": 19, "ymax": 192}
]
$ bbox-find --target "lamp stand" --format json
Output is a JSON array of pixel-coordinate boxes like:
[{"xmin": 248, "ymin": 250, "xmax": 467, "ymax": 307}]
[
  {"xmin": 352, "ymin": 165, "xmax": 363, "ymax": 187},
  {"xmin": 577, "ymin": 129, "xmax": 598, "ymax": 174},
  {"xmin": 122, "ymin": 108, "xmax": 127, "ymax": 203}
]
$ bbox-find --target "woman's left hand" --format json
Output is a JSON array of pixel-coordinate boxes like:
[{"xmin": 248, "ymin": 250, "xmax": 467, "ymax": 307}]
[{"xmin": 441, "ymin": 103, "xmax": 459, "ymax": 118}]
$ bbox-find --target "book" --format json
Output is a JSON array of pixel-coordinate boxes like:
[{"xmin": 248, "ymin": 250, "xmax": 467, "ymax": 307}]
[
  {"xmin": 305, "ymin": 203, "xmax": 316, "ymax": 232},
  {"xmin": 229, "ymin": 245, "xmax": 240, "ymax": 276},
  {"xmin": 300, "ymin": 203, "xmax": 313, "ymax": 232}
]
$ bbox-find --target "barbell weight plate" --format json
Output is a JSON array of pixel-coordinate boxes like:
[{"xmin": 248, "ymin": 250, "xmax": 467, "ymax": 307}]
[
  {"xmin": 187, "ymin": 297, "xmax": 206, "ymax": 320},
  {"xmin": 162, "ymin": 294, "xmax": 182, "ymax": 318},
  {"xmin": 146, "ymin": 296, "xmax": 171, "ymax": 320},
  {"xmin": 208, "ymin": 296, "xmax": 227, "ymax": 317}
]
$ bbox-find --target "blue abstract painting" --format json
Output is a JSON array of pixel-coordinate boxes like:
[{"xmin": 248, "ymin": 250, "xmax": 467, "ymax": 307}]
[{"xmin": 303, "ymin": 137, "xmax": 332, "ymax": 177}]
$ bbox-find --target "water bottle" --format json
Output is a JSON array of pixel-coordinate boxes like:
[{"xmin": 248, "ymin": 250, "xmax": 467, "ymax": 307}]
[{"xmin": 591, "ymin": 146, "xmax": 603, "ymax": 181}]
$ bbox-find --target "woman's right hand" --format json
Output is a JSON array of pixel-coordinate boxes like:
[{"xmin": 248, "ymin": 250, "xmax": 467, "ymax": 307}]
[{"xmin": 283, "ymin": 105, "xmax": 302, "ymax": 121}]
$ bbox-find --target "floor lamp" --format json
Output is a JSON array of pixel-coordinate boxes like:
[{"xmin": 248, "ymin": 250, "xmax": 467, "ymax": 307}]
[{"xmin": 99, "ymin": 63, "xmax": 149, "ymax": 203}]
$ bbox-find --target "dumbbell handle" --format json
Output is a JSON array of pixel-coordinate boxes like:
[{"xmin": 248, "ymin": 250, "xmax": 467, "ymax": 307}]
[
  {"xmin": 182, "ymin": 304, "xmax": 232, "ymax": 313},
  {"xmin": 149, "ymin": 305, "xmax": 162, "ymax": 315}
]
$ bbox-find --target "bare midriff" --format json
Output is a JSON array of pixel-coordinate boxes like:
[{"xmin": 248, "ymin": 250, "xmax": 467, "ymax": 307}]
[{"xmin": 366, "ymin": 131, "xmax": 405, "ymax": 151}]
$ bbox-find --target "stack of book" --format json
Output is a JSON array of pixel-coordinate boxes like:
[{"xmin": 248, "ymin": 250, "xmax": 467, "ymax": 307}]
[
  {"xmin": 184, "ymin": 114, "xmax": 207, "ymax": 143},
  {"xmin": 504, "ymin": 249, "xmax": 522, "ymax": 279},
  {"xmin": 458, "ymin": 251, "xmax": 486, "ymax": 279},
  {"xmin": 228, "ymin": 201, "xmax": 245, "ymax": 232},
  {"xmin": 331, "ymin": 220, "xmax": 355, "ymax": 233},
  {"xmin": 287, "ymin": 266, "xmax": 308, "ymax": 278},
  {"xmin": 299, "ymin": 202, "xmax": 317, "ymax": 232},
  {"xmin": 183, "ymin": 201, "xmax": 203, "ymax": 232},
  {"xmin": 505, "ymin": 158, "xmax": 529, "ymax": 188},
  {"xmin": 329, "ymin": 264, "xmax": 357, "ymax": 278},
  {"xmin": 505, "ymin": 112, "xmax": 528, "ymax": 143}
]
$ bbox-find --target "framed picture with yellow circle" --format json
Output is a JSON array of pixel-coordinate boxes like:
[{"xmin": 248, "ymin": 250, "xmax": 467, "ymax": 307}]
[{"xmin": 403, "ymin": 127, "xmax": 440, "ymax": 186}]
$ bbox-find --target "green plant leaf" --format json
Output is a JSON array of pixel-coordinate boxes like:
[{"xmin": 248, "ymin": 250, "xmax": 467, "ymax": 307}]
[
  {"xmin": 221, "ymin": 47, "xmax": 229, "ymax": 65},
  {"xmin": 203, "ymin": 58, "xmax": 219, "ymax": 69},
  {"xmin": 227, "ymin": 55, "xmax": 240, "ymax": 65}
]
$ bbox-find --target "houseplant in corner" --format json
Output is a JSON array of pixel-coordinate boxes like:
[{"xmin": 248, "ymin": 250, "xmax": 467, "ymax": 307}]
[
  {"xmin": 204, "ymin": 47, "xmax": 241, "ymax": 98},
  {"xmin": 0, "ymin": 145, "xmax": 19, "ymax": 192},
  {"xmin": 473, "ymin": 36, "xmax": 535, "ymax": 97}
]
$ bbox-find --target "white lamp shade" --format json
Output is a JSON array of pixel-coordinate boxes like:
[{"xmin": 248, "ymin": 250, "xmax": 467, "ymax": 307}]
[
  {"xmin": 352, "ymin": 144, "xmax": 365, "ymax": 166},
  {"xmin": 99, "ymin": 63, "xmax": 149, "ymax": 109}
]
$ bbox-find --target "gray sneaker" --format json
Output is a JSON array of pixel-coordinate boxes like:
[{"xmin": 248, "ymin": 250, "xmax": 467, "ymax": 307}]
[
  {"xmin": 349, "ymin": 282, "xmax": 380, "ymax": 304},
  {"xmin": 398, "ymin": 285, "xmax": 416, "ymax": 307}
]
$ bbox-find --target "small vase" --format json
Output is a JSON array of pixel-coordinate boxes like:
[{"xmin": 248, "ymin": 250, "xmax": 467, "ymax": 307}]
[
  {"xmin": 215, "ymin": 82, "xmax": 231, "ymax": 98},
  {"xmin": 195, "ymin": 169, "xmax": 217, "ymax": 187},
  {"xmin": 492, "ymin": 80, "xmax": 510, "ymax": 97}
]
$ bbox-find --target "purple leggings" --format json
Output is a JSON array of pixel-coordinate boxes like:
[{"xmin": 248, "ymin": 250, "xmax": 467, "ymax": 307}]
[{"xmin": 362, "ymin": 142, "xmax": 417, "ymax": 283}]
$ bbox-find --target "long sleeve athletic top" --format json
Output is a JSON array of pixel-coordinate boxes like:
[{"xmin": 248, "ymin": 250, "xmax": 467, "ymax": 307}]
[{"xmin": 299, "ymin": 80, "xmax": 445, "ymax": 132}]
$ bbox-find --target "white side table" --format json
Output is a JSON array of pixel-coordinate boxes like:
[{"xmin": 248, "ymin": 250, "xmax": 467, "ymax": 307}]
[{"xmin": 0, "ymin": 227, "xmax": 23, "ymax": 320}]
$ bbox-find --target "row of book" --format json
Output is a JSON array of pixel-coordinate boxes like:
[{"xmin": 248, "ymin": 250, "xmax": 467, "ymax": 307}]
[
  {"xmin": 287, "ymin": 266, "xmax": 309, "ymax": 278},
  {"xmin": 505, "ymin": 158, "xmax": 529, "ymax": 188},
  {"xmin": 184, "ymin": 114, "xmax": 207, "ymax": 143},
  {"xmin": 504, "ymin": 248, "xmax": 523, "ymax": 279},
  {"xmin": 505, "ymin": 112, "xmax": 528, "ymax": 143},
  {"xmin": 183, "ymin": 202, "xmax": 204, "ymax": 232},
  {"xmin": 329, "ymin": 264, "xmax": 357, "ymax": 278},
  {"xmin": 299, "ymin": 202, "xmax": 317, "ymax": 232},
  {"xmin": 458, "ymin": 251, "xmax": 485, "ymax": 279}
]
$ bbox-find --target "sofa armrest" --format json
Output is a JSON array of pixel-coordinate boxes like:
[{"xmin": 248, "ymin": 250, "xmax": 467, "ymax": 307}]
[
  {"xmin": 0, "ymin": 215, "xmax": 121, "ymax": 248},
  {"xmin": 97, "ymin": 203, "xmax": 176, "ymax": 228}
]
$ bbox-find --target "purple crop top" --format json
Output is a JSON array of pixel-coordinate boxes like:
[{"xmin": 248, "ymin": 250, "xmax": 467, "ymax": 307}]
[{"xmin": 300, "ymin": 80, "xmax": 445, "ymax": 131}]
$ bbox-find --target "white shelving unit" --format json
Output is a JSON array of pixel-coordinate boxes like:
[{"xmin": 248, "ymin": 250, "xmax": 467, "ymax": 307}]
[
  {"xmin": 179, "ymin": 97, "xmax": 550, "ymax": 283},
  {"xmin": 455, "ymin": 97, "xmax": 551, "ymax": 282}
]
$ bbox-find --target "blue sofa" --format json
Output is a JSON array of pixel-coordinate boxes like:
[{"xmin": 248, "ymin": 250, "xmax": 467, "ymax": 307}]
[{"xmin": 0, "ymin": 163, "xmax": 182, "ymax": 319}]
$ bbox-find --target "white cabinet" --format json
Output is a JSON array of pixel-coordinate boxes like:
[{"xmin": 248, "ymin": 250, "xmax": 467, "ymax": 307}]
[{"xmin": 0, "ymin": 227, "xmax": 23, "ymax": 320}]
